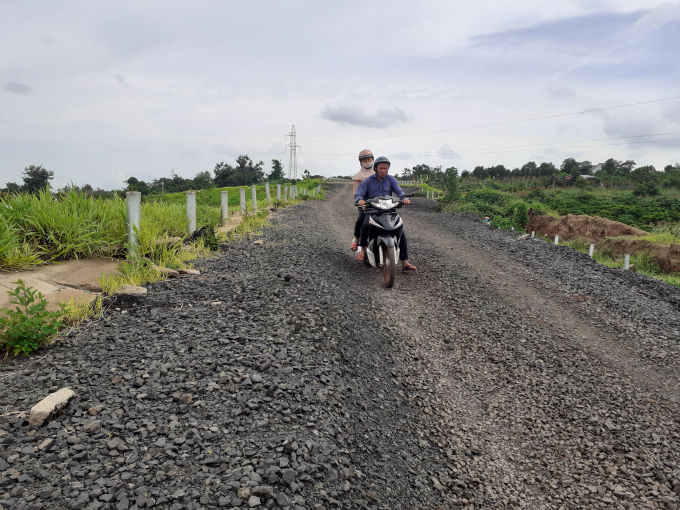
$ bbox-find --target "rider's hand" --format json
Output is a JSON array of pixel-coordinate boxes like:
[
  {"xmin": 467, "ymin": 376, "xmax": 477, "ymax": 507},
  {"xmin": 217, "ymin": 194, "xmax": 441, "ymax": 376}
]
[
  {"xmin": 358, "ymin": 200, "xmax": 365, "ymax": 206},
  {"xmin": 403, "ymin": 198, "xmax": 411, "ymax": 205}
]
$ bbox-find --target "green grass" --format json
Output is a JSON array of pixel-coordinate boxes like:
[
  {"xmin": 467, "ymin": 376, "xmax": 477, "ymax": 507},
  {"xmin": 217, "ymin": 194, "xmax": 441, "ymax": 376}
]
[{"xmin": 559, "ymin": 239, "xmax": 680, "ymax": 288}]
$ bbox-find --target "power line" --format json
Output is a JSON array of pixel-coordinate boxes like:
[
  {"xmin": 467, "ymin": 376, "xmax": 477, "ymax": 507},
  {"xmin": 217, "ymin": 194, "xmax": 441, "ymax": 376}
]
[
  {"xmin": 444, "ymin": 24, "xmax": 676, "ymax": 98},
  {"xmin": 302, "ymin": 130, "xmax": 680, "ymax": 156},
  {"xmin": 299, "ymin": 95, "xmax": 680, "ymax": 143},
  {"xmin": 301, "ymin": 134, "xmax": 680, "ymax": 157}
]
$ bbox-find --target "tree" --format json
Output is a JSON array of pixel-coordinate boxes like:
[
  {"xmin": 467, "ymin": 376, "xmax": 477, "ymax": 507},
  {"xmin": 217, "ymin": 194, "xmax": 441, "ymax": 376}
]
[
  {"xmin": 302, "ymin": 169, "xmax": 311, "ymax": 180},
  {"xmin": 461, "ymin": 170, "xmax": 470, "ymax": 178},
  {"xmin": 193, "ymin": 171, "xmax": 214, "ymax": 190},
  {"xmin": 125, "ymin": 176, "xmax": 150, "ymax": 195},
  {"xmin": 520, "ymin": 162, "xmax": 538, "ymax": 176},
  {"xmin": 5, "ymin": 182, "xmax": 20, "ymax": 193},
  {"xmin": 213, "ymin": 155, "xmax": 265, "ymax": 187},
  {"xmin": 269, "ymin": 159, "xmax": 285, "ymax": 181},
  {"xmin": 22, "ymin": 165, "xmax": 54, "ymax": 193},
  {"xmin": 664, "ymin": 164, "xmax": 680, "ymax": 173},
  {"xmin": 81, "ymin": 184, "xmax": 93, "ymax": 194}
]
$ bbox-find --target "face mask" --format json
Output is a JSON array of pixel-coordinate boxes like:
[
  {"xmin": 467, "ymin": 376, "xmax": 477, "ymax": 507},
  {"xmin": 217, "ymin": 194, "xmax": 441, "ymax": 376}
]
[{"xmin": 362, "ymin": 161, "xmax": 373, "ymax": 170}]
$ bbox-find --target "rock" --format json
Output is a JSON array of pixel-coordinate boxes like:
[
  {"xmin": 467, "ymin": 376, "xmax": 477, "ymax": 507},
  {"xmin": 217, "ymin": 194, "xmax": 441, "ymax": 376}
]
[
  {"xmin": 151, "ymin": 264, "xmax": 179, "ymax": 278},
  {"xmin": 179, "ymin": 394, "xmax": 193, "ymax": 405},
  {"xmin": 248, "ymin": 495, "xmax": 261, "ymax": 507},
  {"xmin": 177, "ymin": 269, "xmax": 200, "ymax": 275},
  {"xmin": 118, "ymin": 285, "xmax": 147, "ymax": 295},
  {"xmin": 253, "ymin": 240, "xmax": 263, "ymax": 245},
  {"xmin": 516, "ymin": 233, "xmax": 530, "ymax": 240},
  {"xmin": 238, "ymin": 487, "xmax": 250, "ymax": 499},
  {"xmin": 29, "ymin": 387, "xmax": 76, "ymax": 426},
  {"xmin": 276, "ymin": 492, "xmax": 291, "ymax": 507},
  {"xmin": 250, "ymin": 373, "xmax": 263, "ymax": 383}
]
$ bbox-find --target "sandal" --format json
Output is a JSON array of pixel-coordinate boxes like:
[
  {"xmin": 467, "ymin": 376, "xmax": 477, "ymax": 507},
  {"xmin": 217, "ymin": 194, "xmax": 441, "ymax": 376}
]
[
  {"xmin": 402, "ymin": 261, "xmax": 417, "ymax": 271},
  {"xmin": 350, "ymin": 240, "xmax": 358, "ymax": 251}
]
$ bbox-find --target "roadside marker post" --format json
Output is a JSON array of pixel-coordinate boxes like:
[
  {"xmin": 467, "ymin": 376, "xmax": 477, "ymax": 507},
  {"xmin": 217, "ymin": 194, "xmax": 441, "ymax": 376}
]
[
  {"xmin": 220, "ymin": 191, "xmax": 229, "ymax": 225},
  {"xmin": 277, "ymin": 184, "xmax": 281, "ymax": 201},
  {"xmin": 531, "ymin": 231, "xmax": 535, "ymax": 238},
  {"xmin": 589, "ymin": 244, "xmax": 595, "ymax": 257},
  {"xmin": 265, "ymin": 182, "xmax": 271, "ymax": 204},
  {"xmin": 554, "ymin": 235, "xmax": 559, "ymax": 245},
  {"xmin": 239, "ymin": 188, "xmax": 246, "ymax": 215},
  {"xmin": 251, "ymin": 185, "xmax": 257, "ymax": 212},
  {"xmin": 624, "ymin": 254, "xmax": 630, "ymax": 270},
  {"xmin": 125, "ymin": 191, "xmax": 141, "ymax": 253},
  {"xmin": 186, "ymin": 191, "xmax": 197, "ymax": 235}
]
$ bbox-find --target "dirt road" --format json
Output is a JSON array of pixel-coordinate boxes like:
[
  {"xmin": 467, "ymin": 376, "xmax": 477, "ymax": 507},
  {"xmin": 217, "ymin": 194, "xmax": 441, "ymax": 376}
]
[{"xmin": 1, "ymin": 182, "xmax": 680, "ymax": 510}]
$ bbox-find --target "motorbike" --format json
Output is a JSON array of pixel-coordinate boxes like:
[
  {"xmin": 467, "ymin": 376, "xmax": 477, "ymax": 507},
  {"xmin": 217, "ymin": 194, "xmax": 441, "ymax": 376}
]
[{"xmin": 356, "ymin": 193, "xmax": 413, "ymax": 288}]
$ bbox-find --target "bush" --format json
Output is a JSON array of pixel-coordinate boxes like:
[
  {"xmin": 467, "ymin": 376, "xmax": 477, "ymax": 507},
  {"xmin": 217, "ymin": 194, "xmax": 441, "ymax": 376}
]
[
  {"xmin": 633, "ymin": 182, "xmax": 659, "ymax": 197},
  {"xmin": 506, "ymin": 200, "xmax": 529, "ymax": 229},
  {"xmin": 0, "ymin": 280, "xmax": 65, "ymax": 355}
]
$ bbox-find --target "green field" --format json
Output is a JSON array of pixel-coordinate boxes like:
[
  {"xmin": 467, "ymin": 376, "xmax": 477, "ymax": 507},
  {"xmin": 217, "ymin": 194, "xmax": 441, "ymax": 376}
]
[{"xmin": 0, "ymin": 180, "xmax": 324, "ymax": 271}]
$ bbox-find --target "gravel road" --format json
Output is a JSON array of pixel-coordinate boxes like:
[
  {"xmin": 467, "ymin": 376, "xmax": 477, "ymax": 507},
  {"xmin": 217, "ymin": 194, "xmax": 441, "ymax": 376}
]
[{"xmin": 2, "ymin": 182, "xmax": 680, "ymax": 510}]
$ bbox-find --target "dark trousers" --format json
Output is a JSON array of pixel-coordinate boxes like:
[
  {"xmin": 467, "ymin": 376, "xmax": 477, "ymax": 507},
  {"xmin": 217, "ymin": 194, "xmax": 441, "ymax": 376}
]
[
  {"xmin": 358, "ymin": 214, "xmax": 409, "ymax": 260},
  {"xmin": 353, "ymin": 209, "xmax": 365, "ymax": 238}
]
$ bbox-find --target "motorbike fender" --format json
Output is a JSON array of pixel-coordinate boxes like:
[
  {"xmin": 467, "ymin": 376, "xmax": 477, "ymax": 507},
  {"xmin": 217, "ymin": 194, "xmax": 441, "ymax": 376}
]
[
  {"xmin": 376, "ymin": 235, "xmax": 395, "ymax": 247},
  {"xmin": 366, "ymin": 240, "xmax": 377, "ymax": 267}
]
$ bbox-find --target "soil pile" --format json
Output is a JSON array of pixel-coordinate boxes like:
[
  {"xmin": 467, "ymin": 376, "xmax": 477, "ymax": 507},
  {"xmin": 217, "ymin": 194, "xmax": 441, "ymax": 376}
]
[
  {"xmin": 526, "ymin": 213, "xmax": 648, "ymax": 242},
  {"xmin": 598, "ymin": 237, "xmax": 680, "ymax": 271}
]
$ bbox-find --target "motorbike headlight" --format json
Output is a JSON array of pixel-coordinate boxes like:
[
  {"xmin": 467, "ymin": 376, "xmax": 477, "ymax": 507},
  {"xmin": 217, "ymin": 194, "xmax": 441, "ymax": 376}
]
[{"xmin": 377, "ymin": 199, "xmax": 392, "ymax": 209}]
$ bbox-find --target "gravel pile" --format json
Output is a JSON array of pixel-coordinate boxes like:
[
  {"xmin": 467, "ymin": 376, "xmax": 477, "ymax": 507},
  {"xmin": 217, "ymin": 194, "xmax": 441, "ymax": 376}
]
[{"xmin": 1, "ymin": 183, "xmax": 679, "ymax": 510}]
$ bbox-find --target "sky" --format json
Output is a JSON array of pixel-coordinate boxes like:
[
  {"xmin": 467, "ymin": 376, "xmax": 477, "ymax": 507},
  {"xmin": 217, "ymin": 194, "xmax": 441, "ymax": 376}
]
[{"xmin": 1, "ymin": 0, "xmax": 679, "ymax": 190}]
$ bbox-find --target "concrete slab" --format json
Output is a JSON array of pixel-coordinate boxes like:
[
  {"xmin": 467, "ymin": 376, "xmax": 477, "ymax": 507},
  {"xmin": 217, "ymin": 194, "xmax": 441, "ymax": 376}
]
[
  {"xmin": 0, "ymin": 257, "xmax": 121, "ymax": 311},
  {"xmin": 217, "ymin": 215, "xmax": 243, "ymax": 233},
  {"xmin": 45, "ymin": 288, "xmax": 97, "ymax": 312}
]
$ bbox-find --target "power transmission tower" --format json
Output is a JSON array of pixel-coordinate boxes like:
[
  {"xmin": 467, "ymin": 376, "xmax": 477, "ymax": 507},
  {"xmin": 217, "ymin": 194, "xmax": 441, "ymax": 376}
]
[{"xmin": 285, "ymin": 125, "xmax": 300, "ymax": 180}]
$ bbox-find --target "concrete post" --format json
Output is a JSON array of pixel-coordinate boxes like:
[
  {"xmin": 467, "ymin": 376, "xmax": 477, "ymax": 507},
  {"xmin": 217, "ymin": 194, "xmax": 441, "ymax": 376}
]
[
  {"xmin": 292, "ymin": 185, "xmax": 297, "ymax": 199},
  {"xmin": 239, "ymin": 188, "xmax": 246, "ymax": 215},
  {"xmin": 624, "ymin": 254, "xmax": 630, "ymax": 270},
  {"xmin": 426, "ymin": 190, "xmax": 430, "ymax": 198},
  {"xmin": 589, "ymin": 244, "xmax": 595, "ymax": 257},
  {"xmin": 554, "ymin": 235, "xmax": 559, "ymax": 245},
  {"xmin": 531, "ymin": 231, "xmax": 535, "ymax": 238},
  {"xmin": 221, "ymin": 191, "xmax": 229, "ymax": 226},
  {"xmin": 265, "ymin": 182, "xmax": 271, "ymax": 204},
  {"xmin": 277, "ymin": 184, "xmax": 281, "ymax": 201},
  {"xmin": 251, "ymin": 185, "xmax": 257, "ymax": 211},
  {"xmin": 125, "ymin": 191, "xmax": 141, "ymax": 252},
  {"xmin": 312, "ymin": 189, "xmax": 316, "ymax": 197},
  {"xmin": 284, "ymin": 185, "xmax": 288, "ymax": 200},
  {"xmin": 186, "ymin": 191, "xmax": 196, "ymax": 235}
]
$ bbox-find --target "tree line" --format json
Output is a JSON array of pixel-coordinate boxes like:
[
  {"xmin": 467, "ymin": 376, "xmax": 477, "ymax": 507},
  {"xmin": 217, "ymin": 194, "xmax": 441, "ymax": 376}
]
[
  {"xmin": 2, "ymin": 157, "xmax": 323, "ymax": 196},
  {"xmin": 396, "ymin": 158, "xmax": 680, "ymax": 189}
]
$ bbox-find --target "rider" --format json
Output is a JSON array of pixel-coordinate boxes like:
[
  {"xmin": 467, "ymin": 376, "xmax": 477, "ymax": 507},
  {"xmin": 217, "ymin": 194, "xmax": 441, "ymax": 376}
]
[
  {"xmin": 354, "ymin": 156, "xmax": 417, "ymax": 271},
  {"xmin": 350, "ymin": 150, "xmax": 375, "ymax": 251}
]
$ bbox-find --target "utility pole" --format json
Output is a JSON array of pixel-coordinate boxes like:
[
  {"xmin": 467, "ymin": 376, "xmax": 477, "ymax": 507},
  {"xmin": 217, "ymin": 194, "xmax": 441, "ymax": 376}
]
[{"xmin": 285, "ymin": 125, "xmax": 300, "ymax": 180}]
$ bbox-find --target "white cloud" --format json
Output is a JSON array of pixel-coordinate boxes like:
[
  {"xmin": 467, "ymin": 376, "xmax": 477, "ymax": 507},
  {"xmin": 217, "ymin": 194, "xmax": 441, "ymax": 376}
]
[
  {"xmin": 4, "ymin": 82, "xmax": 32, "ymax": 94},
  {"xmin": 320, "ymin": 104, "xmax": 413, "ymax": 128}
]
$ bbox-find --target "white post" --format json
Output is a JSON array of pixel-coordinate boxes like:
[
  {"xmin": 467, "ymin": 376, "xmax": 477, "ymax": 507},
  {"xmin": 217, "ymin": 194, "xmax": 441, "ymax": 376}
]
[
  {"xmin": 624, "ymin": 254, "xmax": 630, "ymax": 270},
  {"xmin": 265, "ymin": 182, "xmax": 271, "ymax": 204},
  {"xmin": 437, "ymin": 192, "xmax": 440, "ymax": 199},
  {"xmin": 312, "ymin": 189, "xmax": 316, "ymax": 197},
  {"xmin": 251, "ymin": 185, "xmax": 257, "ymax": 211},
  {"xmin": 589, "ymin": 244, "xmax": 595, "ymax": 257},
  {"xmin": 277, "ymin": 184, "xmax": 281, "ymax": 200},
  {"xmin": 426, "ymin": 190, "xmax": 430, "ymax": 198},
  {"xmin": 284, "ymin": 185, "xmax": 288, "ymax": 200},
  {"xmin": 186, "ymin": 191, "xmax": 196, "ymax": 235},
  {"xmin": 239, "ymin": 188, "xmax": 246, "ymax": 215},
  {"xmin": 554, "ymin": 235, "xmax": 559, "ymax": 245},
  {"xmin": 220, "ymin": 191, "xmax": 229, "ymax": 225},
  {"xmin": 125, "ymin": 191, "xmax": 141, "ymax": 253},
  {"xmin": 531, "ymin": 231, "xmax": 535, "ymax": 238}
]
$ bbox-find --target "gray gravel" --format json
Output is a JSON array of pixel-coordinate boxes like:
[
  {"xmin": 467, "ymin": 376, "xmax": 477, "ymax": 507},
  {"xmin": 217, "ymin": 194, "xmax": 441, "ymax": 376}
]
[{"xmin": 1, "ymin": 183, "xmax": 680, "ymax": 510}]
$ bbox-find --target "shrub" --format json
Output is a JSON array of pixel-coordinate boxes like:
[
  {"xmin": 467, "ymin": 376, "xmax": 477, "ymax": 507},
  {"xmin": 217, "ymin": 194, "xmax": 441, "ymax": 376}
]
[
  {"xmin": 633, "ymin": 182, "xmax": 659, "ymax": 197},
  {"xmin": 506, "ymin": 200, "xmax": 529, "ymax": 229},
  {"xmin": 0, "ymin": 280, "xmax": 65, "ymax": 355}
]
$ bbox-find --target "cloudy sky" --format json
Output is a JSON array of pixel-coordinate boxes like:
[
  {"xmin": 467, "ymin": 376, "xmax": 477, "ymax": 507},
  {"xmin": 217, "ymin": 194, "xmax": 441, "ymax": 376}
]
[{"xmin": 1, "ymin": 0, "xmax": 679, "ymax": 189}]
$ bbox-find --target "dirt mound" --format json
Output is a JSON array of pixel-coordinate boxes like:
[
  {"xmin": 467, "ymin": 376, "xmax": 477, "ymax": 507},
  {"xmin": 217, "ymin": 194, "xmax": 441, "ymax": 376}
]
[
  {"xmin": 527, "ymin": 213, "xmax": 648, "ymax": 243},
  {"xmin": 597, "ymin": 238, "xmax": 680, "ymax": 272}
]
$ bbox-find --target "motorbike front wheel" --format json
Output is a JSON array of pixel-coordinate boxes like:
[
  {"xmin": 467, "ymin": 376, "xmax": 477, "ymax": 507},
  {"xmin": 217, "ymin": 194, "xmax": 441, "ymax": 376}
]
[{"xmin": 381, "ymin": 244, "xmax": 397, "ymax": 288}]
